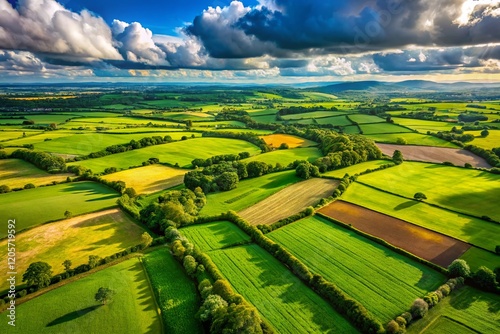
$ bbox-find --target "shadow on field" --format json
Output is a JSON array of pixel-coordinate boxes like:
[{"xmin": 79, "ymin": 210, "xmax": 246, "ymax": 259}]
[
  {"xmin": 394, "ymin": 200, "xmax": 418, "ymax": 211},
  {"xmin": 46, "ymin": 305, "xmax": 101, "ymax": 327}
]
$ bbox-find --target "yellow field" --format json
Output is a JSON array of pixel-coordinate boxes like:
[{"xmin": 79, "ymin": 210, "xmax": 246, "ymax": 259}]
[
  {"xmin": 466, "ymin": 130, "xmax": 500, "ymax": 150},
  {"xmin": 0, "ymin": 159, "xmax": 72, "ymax": 189},
  {"xmin": 260, "ymin": 134, "xmax": 317, "ymax": 148},
  {"xmin": 0, "ymin": 209, "xmax": 145, "ymax": 293},
  {"xmin": 102, "ymin": 164, "xmax": 187, "ymax": 194},
  {"xmin": 7, "ymin": 95, "xmax": 77, "ymax": 100}
]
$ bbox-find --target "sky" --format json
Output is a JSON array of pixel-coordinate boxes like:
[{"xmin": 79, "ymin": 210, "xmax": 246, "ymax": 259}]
[{"xmin": 1, "ymin": 0, "xmax": 500, "ymax": 83}]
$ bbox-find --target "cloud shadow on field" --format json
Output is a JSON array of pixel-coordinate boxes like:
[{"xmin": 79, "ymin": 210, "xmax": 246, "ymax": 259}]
[{"xmin": 46, "ymin": 305, "xmax": 101, "ymax": 327}]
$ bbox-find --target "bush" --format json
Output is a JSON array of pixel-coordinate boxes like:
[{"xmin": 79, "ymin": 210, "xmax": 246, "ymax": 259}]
[
  {"xmin": 0, "ymin": 184, "xmax": 11, "ymax": 193},
  {"xmin": 472, "ymin": 266, "xmax": 498, "ymax": 292},
  {"xmin": 386, "ymin": 320, "xmax": 400, "ymax": 334},
  {"xmin": 410, "ymin": 298, "xmax": 428, "ymax": 319},
  {"xmin": 400, "ymin": 312, "xmax": 412, "ymax": 324},
  {"xmin": 438, "ymin": 284, "xmax": 451, "ymax": 297},
  {"xmin": 24, "ymin": 183, "xmax": 36, "ymax": 189},
  {"xmin": 413, "ymin": 192, "xmax": 427, "ymax": 201},
  {"xmin": 448, "ymin": 259, "xmax": 471, "ymax": 278}
]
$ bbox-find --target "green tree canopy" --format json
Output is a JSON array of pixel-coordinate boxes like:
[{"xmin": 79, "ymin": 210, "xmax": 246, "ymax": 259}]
[{"xmin": 22, "ymin": 262, "xmax": 53, "ymax": 288}]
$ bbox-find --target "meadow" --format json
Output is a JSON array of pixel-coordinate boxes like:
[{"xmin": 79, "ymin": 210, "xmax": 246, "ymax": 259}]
[
  {"xmin": 0, "ymin": 159, "xmax": 72, "ymax": 189},
  {"xmin": 243, "ymin": 147, "xmax": 323, "ymax": 166},
  {"xmin": 315, "ymin": 115, "xmax": 354, "ymax": 126},
  {"xmin": 0, "ymin": 257, "xmax": 162, "ymax": 333},
  {"xmin": 322, "ymin": 160, "xmax": 393, "ymax": 178},
  {"xmin": 365, "ymin": 132, "xmax": 458, "ymax": 147},
  {"xmin": 348, "ymin": 114, "xmax": 385, "ymax": 123},
  {"xmin": 359, "ymin": 122, "xmax": 413, "ymax": 134},
  {"xmin": 0, "ymin": 181, "xmax": 120, "ymax": 235},
  {"xmin": 180, "ymin": 221, "xmax": 251, "ymax": 251},
  {"xmin": 268, "ymin": 215, "xmax": 446, "ymax": 322},
  {"xmin": 466, "ymin": 129, "xmax": 500, "ymax": 150},
  {"xmin": 358, "ymin": 161, "xmax": 500, "ymax": 221},
  {"xmin": 392, "ymin": 117, "xmax": 457, "ymax": 133},
  {"xmin": 200, "ymin": 170, "xmax": 301, "ymax": 216},
  {"xmin": 460, "ymin": 247, "xmax": 500, "ymax": 272},
  {"xmin": 68, "ymin": 137, "xmax": 261, "ymax": 172},
  {"xmin": 281, "ymin": 110, "xmax": 347, "ymax": 120},
  {"xmin": 209, "ymin": 244, "xmax": 358, "ymax": 333},
  {"xmin": 342, "ymin": 182, "xmax": 500, "ymax": 254},
  {"xmin": 143, "ymin": 248, "xmax": 203, "ymax": 334}
]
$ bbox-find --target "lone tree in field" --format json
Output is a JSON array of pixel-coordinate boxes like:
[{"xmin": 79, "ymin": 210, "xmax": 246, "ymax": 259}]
[
  {"xmin": 481, "ymin": 129, "xmax": 489, "ymax": 137},
  {"xmin": 64, "ymin": 210, "xmax": 72, "ymax": 219},
  {"xmin": 62, "ymin": 260, "xmax": 72, "ymax": 272},
  {"xmin": 448, "ymin": 259, "xmax": 471, "ymax": 278},
  {"xmin": 23, "ymin": 262, "xmax": 53, "ymax": 289},
  {"xmin": 95, "ymin": 287, "xmax": 115, "ymax": 305},
  {"xmin": 414, "ymin": 192, "xmax": 427, "ymax": 201},
  {"xmin": 392, "ymin": 150, "xmax": 404, "ymax": 164}
]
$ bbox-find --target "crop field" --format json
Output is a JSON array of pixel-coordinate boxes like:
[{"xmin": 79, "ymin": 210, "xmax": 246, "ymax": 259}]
[
  {"xmin": 376, "ymin": 143, "xmax": 491, "ymax": 167},
  {"xmin": 268, "ymin": 215, "xmax": 446, "ymax": 322},
  {"xmin": 4, "ymin": 131, "xmax": 78, "ymax": 146},
  {"xmin": 260, "ymin": 134, "xmax": 317, "ymax": 148},
  {"xmin": 0, "ymin": 159, "xmax": 72, "ymax": 189},
  {"xmin": 358, "ymin": 161, "xmax": 500, "ymax": 221},
  {"xmin": 359, "ymin": 122, "xmax": 413, "ymax": 134},
  {"xmin": 460, "ymin": 247, "xmax": 500, "ymax": 272},
  {"xmin": 180, "ymin": 221, "xmax": 251, "ymax": 251},
  {"xmin": 342, "ymin": 183, "xmax": 500, "ymax": 254},
  {"xmin": 0, "ymin": 257, "xmax": 162, "ymax": 333},
  {"xmin": 392, "ymin": 118, "xmax": 457, "ymax": 132},
  {"xmin": 251, "ymin": 114, "xmax": 278, "ymax": 123},
  {"xmin": 407, "ymin": 286, "xmax": 499, "ymax": 334},
  {"xmin": 281, "ymin": 110, "xmax": 347, "ymax": 120},
  {"xmin": 200, "ymin": 170, "xmax": 301, "ymax": 216},
  {"xmin": 209, "ymin": 244, "xmax": 357, "ymax": 333},
  {"xmin": 318, "ymin": 201, "xmax": 470, "ymax": 267},
  {"xmin": 348, "ymin": 114, "xmax": 385, "ymax": 123},
  {"xmin": 315, "ymin": 115, "xmax": 354, "ymax": 126},
  {"xmin": 239, "ymin": 178, "xmax": 339, "ymax": 225},
  {"xmin": 0, "ymin": 130, "xmax": 41, "ymax": 141},
  {"xmin": 243, "ymin": 147, "xmax": 322, "ymax": 166},
  {"xmin": 102, "ymin": 164, "xmax": 187, "ymax": 194},
  {"xmin": 143, "ymin": 248, "xmax": 203, "ymax": 334},
  {"xmin": 466, "ymin": 129, "xmax": 500, "ymax": 150},
  {"xmin": 68, "ymin": 137, "xmax": 261, "ymax": 172},
  {"xmin": 103, "ymin": 127, "xmax": 187, "ymax": 133},
  {"xmin": 0, "ymin": 209, "xmax": 145, "ymax": 293},
  {"xmin": 322, "ymin": 160, "xmax": 393, "ymax": 178},
  {"xmin": 365, "ymin": 133, "xmax": 457, "ymax": 147},
  {"xmin": 0, "ymin": 181, "xmax": 120, "ymax": 235}
]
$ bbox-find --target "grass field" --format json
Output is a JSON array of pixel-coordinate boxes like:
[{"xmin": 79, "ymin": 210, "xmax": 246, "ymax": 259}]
[
  {"xmin": 0, "ymin": 181, "xmax": 120, "ymax": 235},
  {"xmin": 68, "ymin": 137, "xmax": 261, "ymax": 172},
  {"xmin": 4, "ymin": 131, "xmax": 78, "ymax": 146},
  {"xmin": 260, "ymin": 134, "xmax": 317, "ymax": 148},
  {"xmin": 180, "ymin": 221, "xmax": 251, "ymax": 251},
  {"xmin": 392, "ymin": 118, "xmax": 457, "ymax": 133},
  {"xmin": 358, "ymin": 161, "xmax": 500, "ymax": 221},
  {"xmin": 322, "ymin": 160, "xmax": 393, "ymax": 178},
  {"xmin": 268, "ymin": 215, "xmax": 445, "ymax": 322},
  {"xmin": 348, "ymin": 114, "xmax": 385, "ymax": 124},
  {"xmin": 315, "ymin": 115, "xmax": 354, "ymax": 126},
  {"xmin": 143, "ymin": 248, "xmax": 203, "ymax": 334},
  {"xmin": 102, "ymin": 164, "xmax": 187, "ymax": 194},
  {"xmin": 243, "ymin": 147, "xmax": 322, "ymax": 166},
  {"xmin": 360, "ymin": 123, "xmax": 413, "ymax": 134},
  {"xmin": 281, "ymin": 111, "xmax": 346, "ymax": 120},
  {"xmin": 365, "ymin": 133, "xmax": 457, "ymax": 147},
  {"xmin": 460, "ymin": 247, "xmax": 500, "ymax": 272},
  {"xmin": 0, "ymin": 209, "xmax": 145, "ymax": 293},
  {"xmin": 466, "ymin": 129, "xmax": 500, "ymax": 150},
  {"xmin": 0, "ymin": 159, "xmax": 72, "ymax": 189},
  {"xmin": 342, "ymin": 182, "xmax": 500, "ymax": 254},
  {"xmin": 407, "ymin": 286, "xmax": 499, "ymax": 334},
  {"xmin": 209, "ymin": 244, "xmax": 358, "ymax": 333},
  {"xmin": 200, "ymin": 170, "xmax": 301, "ymax": 216},
  {"xmin": 0, "ymin": 257, "xmax": 162, "ymax": 333}
]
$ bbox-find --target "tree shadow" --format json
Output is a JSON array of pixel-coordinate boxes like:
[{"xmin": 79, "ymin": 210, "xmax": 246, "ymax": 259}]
[
  {"xmin": 46, "ymin": 305, "xmax": 101, "ymax": 327},
  {"xmin": 394, "ymin": 200, "xmax": 419, "ymax": 211}
]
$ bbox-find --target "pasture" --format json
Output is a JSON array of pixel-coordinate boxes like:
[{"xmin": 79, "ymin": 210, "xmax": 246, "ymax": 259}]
[
  {"xmin": 281, "ymin": 110, "xmax": 346, "ymax": 120},
  {"xmin": 180, "ymin": 221, "xmax": 251, "ymax": 251},
  {"xmin": 260, "ymin": 134, "xmax": 317, "ymax": 148},
  {"xmin": 358, "ymin": 161, "xmax": 500, "ymax": 221},
  {"xmin": 239, "ymin": 178, "xmax": 339, "ymax": 225},
  {"xmin": 0, "ymin": 181, "xmax": 120, "ymax": 235},
  {"xmin": 0, "ymin": 209, "xmax": 145, "ymax": 293},
  {"xmin": 315, "ymin": 115, "xmax": 354, "ymax": 126},
  {"xmin": 392, "ymin": 118, "xmax": 457, "ymax": 133},
  {"xmin": 348, "ymin": 114, "xmax": 385, "ymax": 124},
  {"xmin": 460, "ymin": 247, "xmax": 500, "ymax": 272},
  {"xmin": 102, "ymin": 164, "xmax": 187, "ymax": 194},
  {"xmin": 209, "ymin": 244, "xmax": 357, "ymax": 333},
  {"xmin": 68, "ymin": 137, "xmax": 261, "ymax": 172},
  {"xmin": 365, "ymin": 133, "xmax": 457, "ymax": 147},
  {"xmin": 0, "ymin": 257, "xmax": 162, "ymax": 333},
  {"xmin": 342, "ymin": 182, "xmax": 500, "ymax": 254},
  {"xmin": 200, "ymin": 170, "xmax": 300, "ymax": 216},
  {"xmin": 0, "ymin": 159, "xmax": 72, "ymax": 189},
  {"xmin": 268, "ymin": 215, "xmax": 446, "ymax": 322},
  {"xmin": 143, "ymin": 248, "xmax": 203, "ymax": 334},
  {"xmin": 467, "ymin": 129, "xmax": 500, "ymax": 150},
  {"xmin": 359, "ymin": 123, "xmax": 413, "ymax": 135},
  {"xmin": 322, "ymin": 160, "xmax": 393, "ymax": 178},
  {"xmin": 243, "ymin": 147, "xmax": 323, "ymax": 166}
]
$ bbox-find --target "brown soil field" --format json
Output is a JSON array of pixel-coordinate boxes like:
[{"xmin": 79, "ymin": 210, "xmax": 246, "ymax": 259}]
[
  {"xmin": 260, "ymin": 134, "xmax": 317, "ymax": 148},
  {"xmin": 239, "ymin": 178, "xmax": 339, "ymax": 226},
  {"xmin": 376, "ymin": 143, "xmax": 491, "ymax": 168},
  {"xmin": 318, "ymin": 201, "xmax": 471, "ymax": 267}
]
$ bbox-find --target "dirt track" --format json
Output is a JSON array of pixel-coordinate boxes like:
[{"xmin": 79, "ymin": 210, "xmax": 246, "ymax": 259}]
[
  {"xmin": 376, "ymin": 143, "xmax": 491, "ymax": 168},
  {"xmin": 239, "ymin": 178, "xmax": 339, "ymax": 226},
  {"xmin": 318, "ymin": 201, "xmax": 470, "ymax": 267}
]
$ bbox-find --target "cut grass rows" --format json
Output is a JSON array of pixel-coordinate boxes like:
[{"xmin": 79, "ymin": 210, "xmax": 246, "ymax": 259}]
[{"xmin": 180, "ymin": 221, "xmax": 251, "ymax": 252}]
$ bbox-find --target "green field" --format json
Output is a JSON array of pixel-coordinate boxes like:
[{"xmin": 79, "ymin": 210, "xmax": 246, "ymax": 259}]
[
  {"xmin": 348, "ymin": 114, "xmax": 385, "ymax": 124},
  {"xmin": 359, "ymin": 123, "xmax": 413, "ymax": 134},
  {"xmin": 0, "ymin": 257, "xmax": 162, "ymax": 333},
  {"xmin": 250, "ymin": 114, "xmax": 278, "ymax": 123},
  {"xmin": 143, "ymin": 248, "xmax": 203, "ymax": 334},
  {"xmin": 407, "ymin": 286, "xmax": 499, "ymax": 334},
  {"xmin": 342, "ymin": 182, "xmax": 500, "ymax": 254},
  {"xmin": 200, "ymin": 170, "xmax": 301, "ymax": 216},
  {"xmin": 4, "ymin": 131, "xmax": 78, "ymax": 146},
  {"xmin": 244, "ymin": 147, "xmax": 322, "ymax": 166},
  {"xmin": 281, "ymin": 110, "xmax": 346, "ymax": 120},
  {"xmin": 0, "ymin": 181, "xmax": 120, "ymax": 235},
  {"xmin": 0, "ymin": 159, "xmax": 71, "ymax": 189},
  {"xmin": 392, "ymin": 118, "xmax": 457, "ymax": 133},
  {"xmin": 315, "ymin": 115, "xmax": 354, "ymax": 126},
  {"xmin": 180, "ymin": 221, "xmax": 251, "ymax": 251},
  {"xmin": 460, "ymin": 247, "xmax": 500, "ymax": 272},
  {"xmin": 466, "ymin": 129, "xmax": 500, "ymax": 150},
  {"xmin": 358, "ymin": 161, "xmax": 500, "ymax": 221},
  {"xmin": 365, "ymin": 133, "xmax": 457, "ymax": 147},
  {"xmin": 68, "ymin": 137, "xmax": 261, "ymax": 172},
  {"xmin": 209, "ymin": 244, "xmax": 358, "ymax": 333},
  {"xmin": 268, "ymin": 216, "xmax": 445, "ymax": 322},
  {"xmin": 322, "ymin": 160, "xmax": 393, "ymax": 178}
]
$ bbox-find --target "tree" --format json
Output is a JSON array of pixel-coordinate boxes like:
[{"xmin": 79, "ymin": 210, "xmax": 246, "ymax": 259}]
[
  {"xmin": 95, "ymin": 287, "xmax": 115, "ymax": 305},
  {"xmin": 481, "ymin": 129, "xmax": 489, "ymax": 137},
  {"xmin": 0, "ymin": 184, "xmax": 11, "ymax": 193},
  {"xmin": 183, "ymin": 255, "xmax": 198, "ymax": 277},
  {"xmin": 124, "ymin": 187, "xmax": 137, "ymax": 198},
  {"xmin": 279, "ymin": 143, "xmax": 289, "ymax": 149},
  {"xmin": 24, "ymin": 183, "xmax": 35, "ymax": 189},
  {"xmin": 62, "ymin": 260, "xmax": 72, "ymax": 272},
  {"xmin": 396, "ymin": 137, "xmax": 407, "ymax": 145},
  {"xmin": 448, "ymin": 259, "xmax": 471, "ymax": 278},
  {"xmin": 199, "ymin": 294, "xmax": 228, "ymax": 322},
  {"xmin": 410, "ymin": 298, "xmax": 428, "ymax": 319},
  {"xmin": 472, "ymin": 266, "xmax": 498, "ymax": 291},
  {"xmin": 22, "ymin": 262, "xmax": 52, "ymax": 289},
  {"xmin": 414, "ymin": 192, "xmax": 427, "ymax": 201},
  {"xmin": 88, "ymin": 255, "xmax": 101, "ymax": 269},
  {"xmin": 141, "ymin": 232, "xmax": 153, "ymax": 249},
  {"xmin": 212, "ymin": 303, "xmax": 262, "ymax": 334},
  {"xmin": 64, "ymin": 210, "xmax": 72, "ymax": 219},
  {"xmin": 215, "ymin": 172, "xmax": 239, "ymax": 191},
  {"xmin": 392, "ymin": 150, "xmax": 403, "ymax": 164}
]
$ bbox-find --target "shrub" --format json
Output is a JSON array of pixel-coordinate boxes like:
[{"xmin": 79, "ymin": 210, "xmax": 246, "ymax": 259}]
[
  {"xmin": 0, "ymin": 184, "xmax": 11, "ymax": 193},
  {"xmin": 400, "ymin": 312, "xmax": 412, "ymax": 324},
  {"xmin": 410, "ymin": 298, "xmax": 428, "ymax": 319},
  {"xmin": 395, "ymin": 316, "xmax": 406, "ymax": 328},
  {"xmin": 413, "ymin": 192, "xmax": 427, "ymax": 201},
  {"xmin": 183, "ymin": 255, "xmax": 198, "ymax": 277},
  {"xmin": 472, "ymin": 266, "xmax": 498, "ymax": 292},
  {"xmin": 24, "ymin": 183, "xmax": 36, "ymax": 189},
  {"xmin": 448, "ymin": 259, "xmax": 470, "ymax": 278},
  {"xmin": 438, "ymin": 284, "xmax": 451, "ymax": 297}
]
